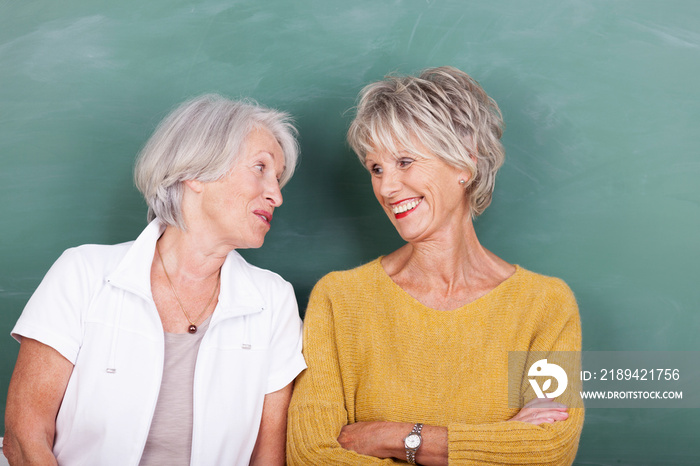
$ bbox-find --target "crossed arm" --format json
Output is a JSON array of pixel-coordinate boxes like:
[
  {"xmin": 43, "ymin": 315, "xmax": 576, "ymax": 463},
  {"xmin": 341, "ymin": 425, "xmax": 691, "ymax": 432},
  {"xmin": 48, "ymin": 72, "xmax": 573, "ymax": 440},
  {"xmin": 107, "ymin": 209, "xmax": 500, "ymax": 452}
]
[{"xmin": 336, "ymin": 398, "xmax": 571, "ymax": 466}]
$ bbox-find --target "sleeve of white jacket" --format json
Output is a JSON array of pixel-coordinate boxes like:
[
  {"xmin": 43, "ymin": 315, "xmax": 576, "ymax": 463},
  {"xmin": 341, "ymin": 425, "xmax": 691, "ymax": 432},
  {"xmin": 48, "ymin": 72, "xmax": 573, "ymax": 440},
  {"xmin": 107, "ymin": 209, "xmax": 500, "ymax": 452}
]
[
  {"xmin": 12, "ymin": 247, "xmax": 89, "ymax": 364},
  {"xmin": 265, "ymin": 279, "xmax": 306, "ymax": 394}
]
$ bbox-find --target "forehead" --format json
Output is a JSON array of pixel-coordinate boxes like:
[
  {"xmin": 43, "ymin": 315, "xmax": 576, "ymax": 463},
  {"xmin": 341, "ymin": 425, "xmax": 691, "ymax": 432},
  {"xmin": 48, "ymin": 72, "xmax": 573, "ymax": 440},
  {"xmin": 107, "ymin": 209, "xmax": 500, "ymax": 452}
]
[
  {"xmin": 242, "ymin": 127, "xmax": 284, "ymax": 161},
  {"xmin": 364, "ymin": 137, "xmax": 431, "ymax": 162},
  {"xmin": 244, "ymin": 126, "xmax": 282, "ymax": 151}
]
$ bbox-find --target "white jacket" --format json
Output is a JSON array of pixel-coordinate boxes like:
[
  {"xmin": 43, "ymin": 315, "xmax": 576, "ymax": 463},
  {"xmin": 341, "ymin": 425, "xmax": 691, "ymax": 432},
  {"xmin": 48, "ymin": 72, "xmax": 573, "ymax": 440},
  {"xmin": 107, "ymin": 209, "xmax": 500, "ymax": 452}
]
[{"xmin": 12, "ymin": 220, "xmax": 306, "ymax": 465}]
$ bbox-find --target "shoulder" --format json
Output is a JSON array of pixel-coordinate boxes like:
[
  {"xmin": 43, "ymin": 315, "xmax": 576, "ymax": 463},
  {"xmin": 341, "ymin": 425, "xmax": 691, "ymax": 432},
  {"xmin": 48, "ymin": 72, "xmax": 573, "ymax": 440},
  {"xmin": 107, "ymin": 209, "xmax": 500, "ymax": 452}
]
[
  {"xmin": 304, "ymin": 258, "xmax": 385, "ymax": 317},
  {"xmin": 14, "ymin": 241, "xmax": 136, "ymax": 351},
  {"xmin": 516, "ymin": 266, "xmax": 575, "ymax": 298},
  {"xmin": 228, "ymin": 251, "xmax": 291, "ymax": 287},
  {"xmin": 224, "ymin": 251, "xmax": 296, "ymax": 308},
  {"xmin": 507, "ymin": 267, "xmax": 582, "ymax": 351},
  {"xmin": 67, "ymin": 241, "xmax": 133, "ymax": 268},
  {"xmin": 314, "ymin": 258, "xmax": 382, "ymax": 291},
  {"xmin": 509, "ymin": 266, "xmax": 578, "ymax": 317},
  {"xmin": 42, "ymin": 240, "xmax": 134, "ymax": 283}
]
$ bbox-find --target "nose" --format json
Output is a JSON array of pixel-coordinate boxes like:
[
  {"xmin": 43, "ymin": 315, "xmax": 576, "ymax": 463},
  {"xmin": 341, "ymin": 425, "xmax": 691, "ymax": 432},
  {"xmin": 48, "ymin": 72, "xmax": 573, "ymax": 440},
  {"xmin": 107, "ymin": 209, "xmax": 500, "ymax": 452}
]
[
  {"xmin": 266, "ymin": 179, "xmax": 283, "ymax": 207},
  {"xmin": 377, "ymin": 167, "xmax": 401, "ymax": 199}
]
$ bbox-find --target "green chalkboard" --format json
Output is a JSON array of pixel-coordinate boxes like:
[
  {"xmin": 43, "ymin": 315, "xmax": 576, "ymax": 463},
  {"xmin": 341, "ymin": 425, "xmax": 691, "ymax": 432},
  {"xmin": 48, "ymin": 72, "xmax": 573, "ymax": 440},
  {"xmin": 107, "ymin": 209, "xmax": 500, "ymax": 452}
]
[{"xmin": 1, "ymin": 0, "xmax": 698, "ymax": 463}]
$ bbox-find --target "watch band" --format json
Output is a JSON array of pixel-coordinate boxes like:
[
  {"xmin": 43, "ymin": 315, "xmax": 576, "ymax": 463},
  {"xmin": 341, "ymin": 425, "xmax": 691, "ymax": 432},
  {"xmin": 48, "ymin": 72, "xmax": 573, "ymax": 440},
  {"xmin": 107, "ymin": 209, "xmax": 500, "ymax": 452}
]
[{"xmin": 404, "ymin": 423, "xmax": 424, "ymax": 464}]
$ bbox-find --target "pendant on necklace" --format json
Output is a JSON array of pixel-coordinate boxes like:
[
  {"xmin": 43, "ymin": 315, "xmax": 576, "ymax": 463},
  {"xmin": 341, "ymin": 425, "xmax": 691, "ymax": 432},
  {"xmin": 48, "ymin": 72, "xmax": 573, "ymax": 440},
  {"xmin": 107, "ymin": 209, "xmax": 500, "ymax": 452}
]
[{"xmin": 188, "ymin": 324, "xmax": 197, "ymax": 334}]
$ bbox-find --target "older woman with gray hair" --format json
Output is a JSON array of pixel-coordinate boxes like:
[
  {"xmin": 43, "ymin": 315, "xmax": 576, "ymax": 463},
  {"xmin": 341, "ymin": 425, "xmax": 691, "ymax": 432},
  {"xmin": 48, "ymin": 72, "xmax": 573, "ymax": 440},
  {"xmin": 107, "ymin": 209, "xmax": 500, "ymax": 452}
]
[
  {"xmin": 287, "ymin": 67, "xmax": 583, "ymax": 465},
  {"xmin": 4, "ymin": 94, "xmax": 306, "ymax": 466}
]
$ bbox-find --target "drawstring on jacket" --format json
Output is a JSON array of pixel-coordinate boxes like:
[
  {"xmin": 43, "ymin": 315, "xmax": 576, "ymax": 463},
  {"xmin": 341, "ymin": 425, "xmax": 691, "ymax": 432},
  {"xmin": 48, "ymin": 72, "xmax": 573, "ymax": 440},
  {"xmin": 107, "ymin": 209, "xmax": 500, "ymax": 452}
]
[
  {"xmin": 241, "ymin": 312, "xmax": 258, "ymax": 350},
  {"xmin": 105, "ymin": 285, "xmax": 124, "ymax": 374}
]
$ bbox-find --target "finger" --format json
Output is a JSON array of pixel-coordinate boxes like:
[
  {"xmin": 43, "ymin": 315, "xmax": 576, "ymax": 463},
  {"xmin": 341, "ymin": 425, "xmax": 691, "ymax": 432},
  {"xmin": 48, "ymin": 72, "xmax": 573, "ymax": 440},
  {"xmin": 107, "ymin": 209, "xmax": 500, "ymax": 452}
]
[
  {"xmin": 535, "ymin": 418, "xmax": 555, "ymax": 425},
  {"xmin": 533, "ymin": 411, "xmax": 569, "ymax": 424},
  {"xmin": 524, "ymin": 410, "xmax": 569, "ymax": 419},
  {"xmin": 520, "ymin": 407, "xmax": 568, "ymax": 417},
  {"xmin": 531, "ymin": 406, "xmax": 568, "ymax": 412},
  {"xmin": 520, "ymin": 408, "xmax": 569, "ymax": 424}
]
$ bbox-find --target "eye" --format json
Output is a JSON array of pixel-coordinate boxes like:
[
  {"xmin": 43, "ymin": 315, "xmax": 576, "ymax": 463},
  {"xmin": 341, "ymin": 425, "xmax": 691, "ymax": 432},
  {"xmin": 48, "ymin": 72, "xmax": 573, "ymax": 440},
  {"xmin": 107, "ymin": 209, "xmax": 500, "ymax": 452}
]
[
  {"xmin": 397, "ymin": 158, "xmax": 414, "ymax": 169},
  {"xmin": 369, "ymin": 164, "xmax": 383, "ymax": 176},
  {"xmin": 254, "ymin": 163, "xmax": 265, "ymax": 173}
]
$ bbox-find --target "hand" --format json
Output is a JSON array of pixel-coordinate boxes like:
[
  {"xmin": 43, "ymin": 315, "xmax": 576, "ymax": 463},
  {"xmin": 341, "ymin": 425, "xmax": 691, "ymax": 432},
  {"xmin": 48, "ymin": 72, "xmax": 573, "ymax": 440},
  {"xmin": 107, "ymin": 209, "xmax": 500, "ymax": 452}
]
[
  {"xmin": 509, "ymin": 398, "xmax": 569, "ymax": 425},
  {"xmin": 338, "ymin": 421, "xmax": 397, "ymax": 458}
]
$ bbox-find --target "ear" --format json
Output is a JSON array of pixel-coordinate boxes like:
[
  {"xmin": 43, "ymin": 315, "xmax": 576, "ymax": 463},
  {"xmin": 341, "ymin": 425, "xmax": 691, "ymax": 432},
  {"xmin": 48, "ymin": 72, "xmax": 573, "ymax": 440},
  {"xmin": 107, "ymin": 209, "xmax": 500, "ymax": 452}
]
[
  {"xmin": 460, "ymin": 152, "xmax": 478, "ymax": 184},
  {"xmin": 457, "ymin": 166, "xmax": 473, "ymax": 185},
  {"xmin": 183, "ymin": 179, "xmax": 204, "ymax": 193}
]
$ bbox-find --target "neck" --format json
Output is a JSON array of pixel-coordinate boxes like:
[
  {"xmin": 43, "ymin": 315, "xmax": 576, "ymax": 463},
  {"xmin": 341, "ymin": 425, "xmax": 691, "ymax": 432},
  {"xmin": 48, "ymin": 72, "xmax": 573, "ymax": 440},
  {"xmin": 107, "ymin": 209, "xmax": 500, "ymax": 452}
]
[
  {"xmin": 384, "ymin": 217, "xmax": 512, "ymax": 290},
  {"xmin": 156, "ymin": 224, "xmax": 229, "ymax": 282}
]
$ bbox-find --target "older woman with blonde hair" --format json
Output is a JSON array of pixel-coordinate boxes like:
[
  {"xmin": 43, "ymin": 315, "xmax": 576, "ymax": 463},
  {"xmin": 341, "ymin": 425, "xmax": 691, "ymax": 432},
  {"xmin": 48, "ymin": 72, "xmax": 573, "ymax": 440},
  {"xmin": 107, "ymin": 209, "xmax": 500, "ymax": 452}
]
[
  {"xmin": 287, "ymin": 67, "xmax": 583, "ymax": 465},
  {"xmin": 4, "ymin": 94, "xmax": 306, "ymax": 465}
]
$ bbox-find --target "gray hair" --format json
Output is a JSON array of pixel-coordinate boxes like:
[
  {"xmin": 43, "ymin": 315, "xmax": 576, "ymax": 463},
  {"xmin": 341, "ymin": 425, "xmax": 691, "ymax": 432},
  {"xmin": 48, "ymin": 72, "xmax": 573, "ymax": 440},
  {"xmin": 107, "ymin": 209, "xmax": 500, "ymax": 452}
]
[
  {"xmin": 347, "ymin": 66, "xmax": 505, "ymax": 217},
  {"xmin": 134, "ymin": 94, "xmax": 299, "ymax": 229}
]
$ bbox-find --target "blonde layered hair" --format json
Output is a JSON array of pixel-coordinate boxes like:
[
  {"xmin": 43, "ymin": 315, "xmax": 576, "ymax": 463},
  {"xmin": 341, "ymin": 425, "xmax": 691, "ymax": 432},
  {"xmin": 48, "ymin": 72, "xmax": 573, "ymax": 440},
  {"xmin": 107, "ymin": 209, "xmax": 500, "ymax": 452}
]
[
  {"xmin": 135, "ymin": 94, "xmax": 299, "ymax": 229},
  {"xmin": 347, "ymin": 66, "xmax": 504, "ymax": 217}
]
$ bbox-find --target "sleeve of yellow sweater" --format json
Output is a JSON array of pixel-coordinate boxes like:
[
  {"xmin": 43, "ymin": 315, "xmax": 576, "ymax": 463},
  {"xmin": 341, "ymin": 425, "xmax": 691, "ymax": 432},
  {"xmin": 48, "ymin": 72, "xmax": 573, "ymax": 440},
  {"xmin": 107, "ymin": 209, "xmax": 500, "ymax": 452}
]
[
  {"xmin": 447, "ymin": 279, "xmax": 584, "ymax": 465},
  {"xmin": 287, "ymin": 278, "xmax": 396, "ymax": 465}
]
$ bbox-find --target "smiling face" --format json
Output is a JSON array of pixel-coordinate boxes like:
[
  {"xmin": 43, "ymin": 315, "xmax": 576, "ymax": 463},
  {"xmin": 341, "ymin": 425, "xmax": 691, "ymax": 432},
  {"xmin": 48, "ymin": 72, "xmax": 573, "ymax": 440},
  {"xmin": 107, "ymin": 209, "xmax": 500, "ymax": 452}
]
[
  {"xmin": 365, "ymin": 144, "xmax": 471, "ymax": 244},
  {"xmin": 195, "ymin": 127, "xmax": 285, "ymax": 250}
]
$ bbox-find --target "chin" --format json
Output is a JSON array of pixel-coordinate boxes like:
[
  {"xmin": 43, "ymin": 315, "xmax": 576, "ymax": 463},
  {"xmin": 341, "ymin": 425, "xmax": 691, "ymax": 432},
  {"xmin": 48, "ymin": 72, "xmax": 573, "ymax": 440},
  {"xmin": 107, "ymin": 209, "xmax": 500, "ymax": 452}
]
[
  {"xmin": 242, "ymin": 240, "xmax": 266, "ymax": 250},
  {"xmin": 394, "ymin": 225, "xmax": 424, "ymax": 241},
  {"xmin": 250, "ymin": 235, "xmax": 267, "ymax": 249}
]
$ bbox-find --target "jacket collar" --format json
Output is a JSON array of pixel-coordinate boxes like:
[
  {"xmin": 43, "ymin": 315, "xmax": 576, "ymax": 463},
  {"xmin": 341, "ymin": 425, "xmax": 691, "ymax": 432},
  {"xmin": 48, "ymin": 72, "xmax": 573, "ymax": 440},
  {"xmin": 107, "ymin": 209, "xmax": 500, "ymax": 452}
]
[{"xmin": 106, "ymin": 219, "xmax": 265, "ymax": 319}]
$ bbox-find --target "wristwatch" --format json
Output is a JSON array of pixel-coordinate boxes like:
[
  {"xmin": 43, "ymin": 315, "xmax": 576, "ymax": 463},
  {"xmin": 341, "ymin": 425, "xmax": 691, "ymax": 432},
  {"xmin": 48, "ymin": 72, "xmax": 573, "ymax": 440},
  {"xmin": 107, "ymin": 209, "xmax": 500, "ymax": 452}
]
[{"xmin": 404, "ymin": 423, "xmax": 423, "ymax": 464}]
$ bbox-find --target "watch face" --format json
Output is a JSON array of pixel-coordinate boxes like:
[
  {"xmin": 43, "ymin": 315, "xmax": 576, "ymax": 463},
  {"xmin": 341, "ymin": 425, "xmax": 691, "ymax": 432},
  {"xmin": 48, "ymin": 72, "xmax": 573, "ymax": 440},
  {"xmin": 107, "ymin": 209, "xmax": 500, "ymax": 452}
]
[{"xmin": 405, "ymin": 434, "xmax": 421, "ymax": 449}]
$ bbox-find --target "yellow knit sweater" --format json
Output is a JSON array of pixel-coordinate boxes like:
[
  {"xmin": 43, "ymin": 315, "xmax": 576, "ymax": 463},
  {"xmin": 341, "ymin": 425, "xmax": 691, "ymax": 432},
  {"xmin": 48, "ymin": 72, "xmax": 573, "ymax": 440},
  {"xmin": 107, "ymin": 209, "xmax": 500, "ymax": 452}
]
[{"xmin": 287, "ymin": 259, "xmax": 584, "ymax": 465}]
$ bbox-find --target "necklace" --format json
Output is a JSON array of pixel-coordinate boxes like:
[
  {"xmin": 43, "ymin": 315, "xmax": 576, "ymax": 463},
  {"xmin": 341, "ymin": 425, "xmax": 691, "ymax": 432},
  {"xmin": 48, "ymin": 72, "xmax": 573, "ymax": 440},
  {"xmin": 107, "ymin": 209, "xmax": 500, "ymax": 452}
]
[{"xmin": 156, "ymin": 243, "xmax": 220, "ymax": 334}]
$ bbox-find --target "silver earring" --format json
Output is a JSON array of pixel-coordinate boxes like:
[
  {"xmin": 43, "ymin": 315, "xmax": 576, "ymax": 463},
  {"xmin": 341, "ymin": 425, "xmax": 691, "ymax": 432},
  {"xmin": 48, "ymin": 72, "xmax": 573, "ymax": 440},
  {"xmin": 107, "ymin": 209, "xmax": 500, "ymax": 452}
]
[{"xmin": 459, "ymin": 179, "xmax": 467, "ymax": 186}]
